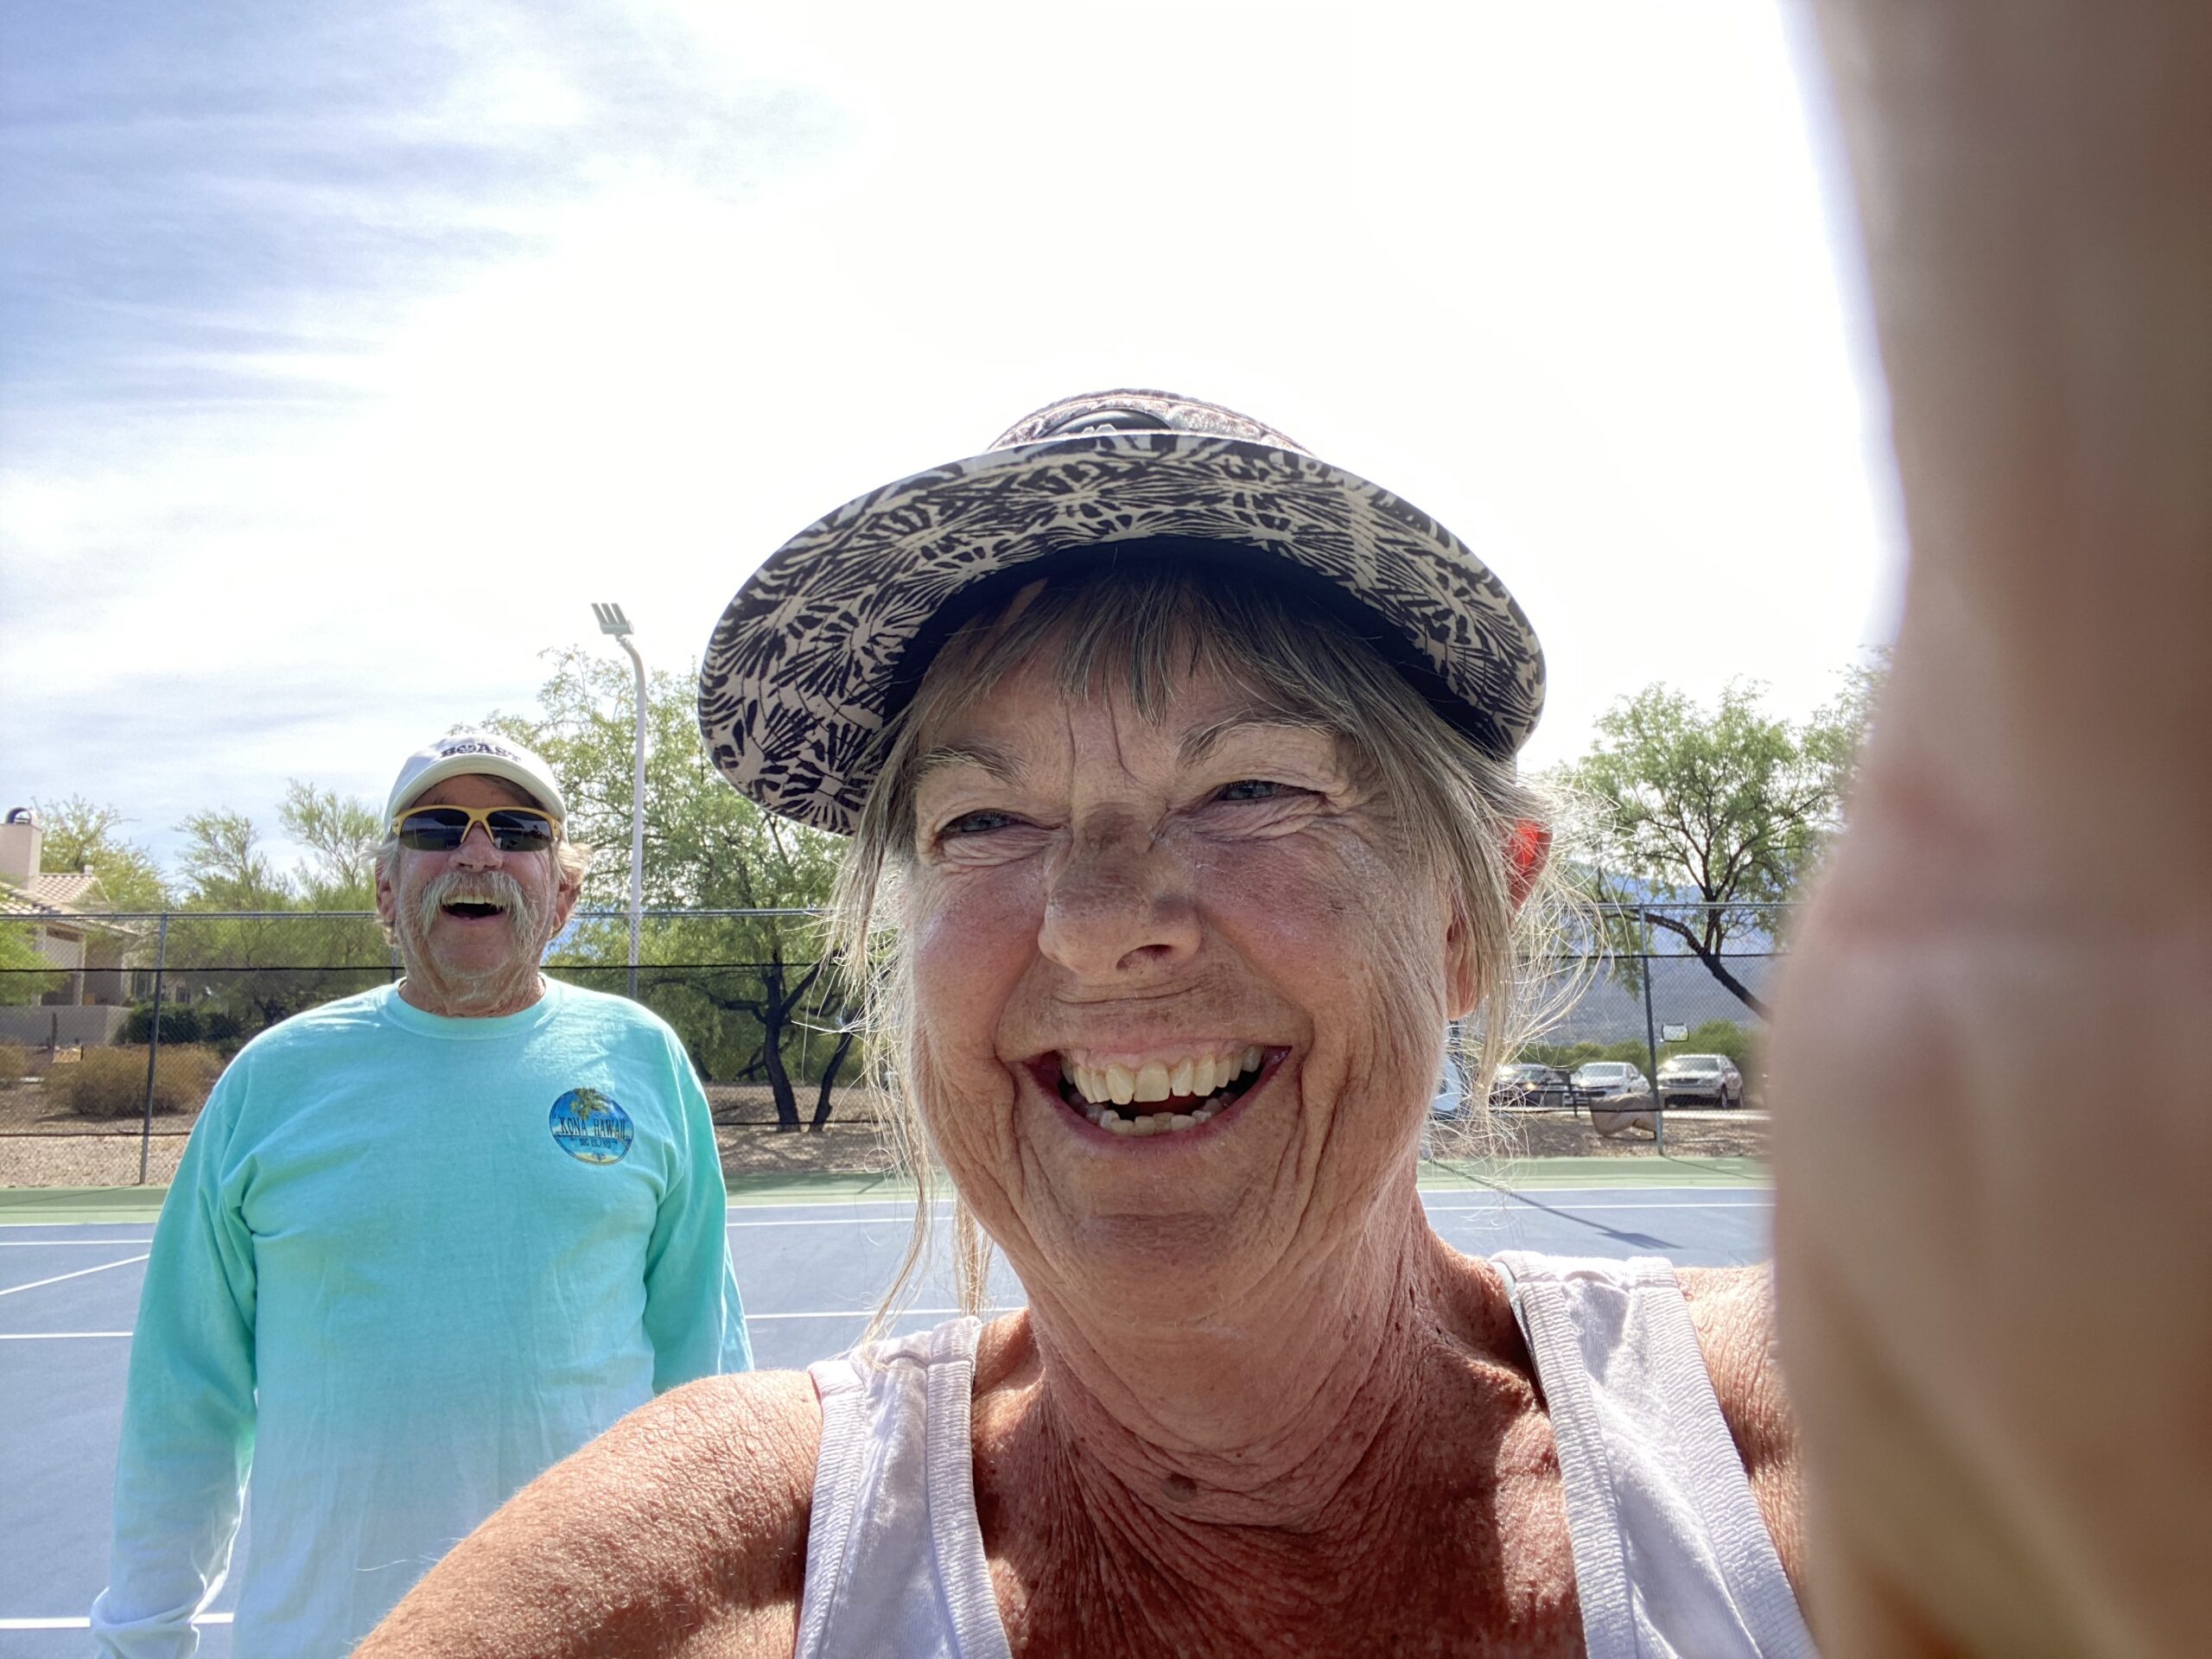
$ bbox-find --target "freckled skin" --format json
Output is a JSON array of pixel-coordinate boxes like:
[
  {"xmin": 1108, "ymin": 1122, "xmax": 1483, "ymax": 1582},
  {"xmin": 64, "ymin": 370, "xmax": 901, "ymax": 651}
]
[
  {"xmin": 358, "ymin": 663, "xmax": 1799, "ymax": 1658},
  {"xmin": 905, "ymin": 662, "xmax": 1451, "ymax": 1326}
]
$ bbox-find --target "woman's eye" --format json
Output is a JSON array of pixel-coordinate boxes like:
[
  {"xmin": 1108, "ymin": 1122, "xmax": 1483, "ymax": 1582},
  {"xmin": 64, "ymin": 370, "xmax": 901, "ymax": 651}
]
[
  {"xmin": 1215, "ymin": 779, "xmax": 1296, "ymax": 804},
  {"xmin": 939, "ymin": 809, "xmax": 1018, "ymax": 838}
]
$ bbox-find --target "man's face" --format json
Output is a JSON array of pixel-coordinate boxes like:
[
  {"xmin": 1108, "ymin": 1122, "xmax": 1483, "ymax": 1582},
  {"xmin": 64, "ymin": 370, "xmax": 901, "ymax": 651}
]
[{"xmin": 374, "ymin": 773, "xmax": 578, "ymax": 1017}]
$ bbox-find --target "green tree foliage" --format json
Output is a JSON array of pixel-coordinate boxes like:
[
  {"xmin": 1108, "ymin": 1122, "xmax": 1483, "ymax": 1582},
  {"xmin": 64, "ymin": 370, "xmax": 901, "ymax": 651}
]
[
  {"xmin": 1556, "ymin": 673, "xmax": 1879, "ymax": 1018},
  {"xmin": 278, "ymin": 782, "xmax": 381, "ymax": 909},
  {"xmin": 490, "ymin": 648, "xmax": 857, "ymax": 1128},
  {"xmin": 29, "ymin": 796, "xmax": 168, "ymax": 912},
  {"xmin": 175, "ymin": 810, "xmax": 291, "ymax": 910},
  {"xmin": 0, "ymin": 924, "xmax": 64, "ymax": 1005},
  {"xmin": 166, "ymin": 794, "xmax": 386, "ymax": 1039},
  {"xmin": 1803, "ymin": 646, "xmax": 1890, "ymax": 805}
]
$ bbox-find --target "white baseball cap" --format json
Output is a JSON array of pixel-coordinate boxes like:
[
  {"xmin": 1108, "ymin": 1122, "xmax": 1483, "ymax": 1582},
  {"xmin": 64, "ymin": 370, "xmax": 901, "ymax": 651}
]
[{"xmin": 384, "ymin": 730, "xmax": 569, "ymax": 828}]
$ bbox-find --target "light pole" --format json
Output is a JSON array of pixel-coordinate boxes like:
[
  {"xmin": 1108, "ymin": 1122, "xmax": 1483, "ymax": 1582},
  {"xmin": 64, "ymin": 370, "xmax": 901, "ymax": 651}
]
[{"xmin": 592, "ymin": 601, "xmax": 647, "ymax": 1001}]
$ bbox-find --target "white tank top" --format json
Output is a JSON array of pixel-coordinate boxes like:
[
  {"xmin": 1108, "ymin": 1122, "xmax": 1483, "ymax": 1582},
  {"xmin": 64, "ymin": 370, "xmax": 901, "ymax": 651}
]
[{"xmin": 795, "ymin": 1254, "xmax": 1815, "ymax": 1659}]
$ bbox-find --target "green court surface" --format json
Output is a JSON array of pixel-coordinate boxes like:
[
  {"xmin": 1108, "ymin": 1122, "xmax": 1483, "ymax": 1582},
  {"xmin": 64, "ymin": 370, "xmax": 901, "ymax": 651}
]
[{"xmin": 0, "ymin": 1156, "xmax": 1770, "ymax": 1224}]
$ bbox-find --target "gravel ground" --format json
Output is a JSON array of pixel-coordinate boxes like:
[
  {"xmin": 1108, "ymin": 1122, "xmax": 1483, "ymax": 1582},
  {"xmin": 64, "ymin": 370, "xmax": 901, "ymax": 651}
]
[{"xmin": 0, "ymin": 1081, "xmax": 1769, "ymax": 1188}]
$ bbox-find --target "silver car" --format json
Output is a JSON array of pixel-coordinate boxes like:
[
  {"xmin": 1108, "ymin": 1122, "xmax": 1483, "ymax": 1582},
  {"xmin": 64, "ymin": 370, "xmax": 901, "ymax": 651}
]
[
  {"xmin": 1571, "ymin": 1061, "xmax": 1652, "ymax": 1103},
  {"xmin": 1656, "ymin": 1052, "xmax": 1745, "ymax": 1108}
]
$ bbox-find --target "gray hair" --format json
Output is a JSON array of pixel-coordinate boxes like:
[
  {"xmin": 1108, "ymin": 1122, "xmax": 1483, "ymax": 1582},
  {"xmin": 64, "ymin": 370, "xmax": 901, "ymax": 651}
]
[
  {"xmin": 372, "ymin": 830, "xmax": 592, "ymax": 945},
  {"xmin": 830, "ymin": 564, "xmax": 1573, "ymax": 1334}
]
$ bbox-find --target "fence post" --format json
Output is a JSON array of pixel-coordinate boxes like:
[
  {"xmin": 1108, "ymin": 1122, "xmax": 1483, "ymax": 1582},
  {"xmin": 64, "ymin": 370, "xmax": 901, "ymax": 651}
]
[
  {"xmin": 1640, "ymin": 927, "xmax": 1663, "ymax": 1157},
  {"xmin": 138, "ymin": 910, "xmax": 169, "ymax": 1185}
]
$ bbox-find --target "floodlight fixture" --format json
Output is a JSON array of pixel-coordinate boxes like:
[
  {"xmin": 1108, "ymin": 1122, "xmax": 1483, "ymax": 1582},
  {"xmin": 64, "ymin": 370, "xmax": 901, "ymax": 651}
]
[{"xmin": 592, "ymin": 601, "xmax": 633, "ymax": 638}]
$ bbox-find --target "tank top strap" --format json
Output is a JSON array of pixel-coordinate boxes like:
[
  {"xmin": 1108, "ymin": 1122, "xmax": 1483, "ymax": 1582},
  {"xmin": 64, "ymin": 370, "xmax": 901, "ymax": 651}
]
[
  {"xmin": 796, "ymin": 1317, "xmax": 1012, "ymax": 1659},
  {"xmin": 1492, "ymin": 1252, "xmax": 1817, "ymax": 1659}
]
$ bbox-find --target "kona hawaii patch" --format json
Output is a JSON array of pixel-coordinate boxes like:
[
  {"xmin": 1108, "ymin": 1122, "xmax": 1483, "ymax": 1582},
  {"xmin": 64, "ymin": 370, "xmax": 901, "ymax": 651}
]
[{"xmin": 549, "ymin": 1088, "xmax": 634, "ymax": 1165}]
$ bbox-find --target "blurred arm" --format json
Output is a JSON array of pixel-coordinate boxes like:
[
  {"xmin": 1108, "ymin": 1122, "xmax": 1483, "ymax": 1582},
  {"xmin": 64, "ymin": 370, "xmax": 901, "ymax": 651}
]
[
  {"xmin": 354, "ymin": 1371, "xmax": 818, "ymax": 1659},
  {"xmin": 1777, "ymin": 4, "xmax": 2212, "ymax": 1655}
]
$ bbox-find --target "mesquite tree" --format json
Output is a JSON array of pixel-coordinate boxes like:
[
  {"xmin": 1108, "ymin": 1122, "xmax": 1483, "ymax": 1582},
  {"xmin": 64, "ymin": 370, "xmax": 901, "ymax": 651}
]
[{"xmin": 1555, "ymin": 666, "xmax": 1879, "ymax": 1018}]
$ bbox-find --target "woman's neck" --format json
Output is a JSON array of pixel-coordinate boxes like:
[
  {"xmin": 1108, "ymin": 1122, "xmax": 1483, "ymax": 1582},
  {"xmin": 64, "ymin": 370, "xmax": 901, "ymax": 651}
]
[
  {"xmin": 974, "ymin": 1198, "xmax": 1566, "ymax": 1656},
  {"xmin": 1007, "ymin": 1184, "xmax": 1481, "ymax": 1530}
]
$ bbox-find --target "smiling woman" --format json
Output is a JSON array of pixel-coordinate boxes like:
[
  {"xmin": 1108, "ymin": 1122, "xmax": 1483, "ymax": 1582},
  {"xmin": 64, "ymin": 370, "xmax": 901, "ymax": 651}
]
[
  {"xmin": 359, "ymin": 389, "xmax": 1811, "ymax": 1659},
  {"xmin": 350, "ymin": 3, "xmax": 2212, "ymax": 1650},
  {"xmin": 833, "ymin": 563, "xmax": 1562, "ymax": 1322}
]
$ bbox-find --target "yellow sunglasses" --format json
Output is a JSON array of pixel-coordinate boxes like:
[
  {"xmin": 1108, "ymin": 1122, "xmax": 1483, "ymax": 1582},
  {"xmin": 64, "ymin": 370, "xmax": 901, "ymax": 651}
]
[{"xmin": 391, "ymin": 805, "xmax": 563, "ymax": 854}]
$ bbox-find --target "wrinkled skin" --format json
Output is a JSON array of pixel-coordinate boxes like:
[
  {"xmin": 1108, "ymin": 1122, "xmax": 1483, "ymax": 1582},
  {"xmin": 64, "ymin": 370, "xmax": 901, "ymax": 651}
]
[
  {"xmin": 374, "ymin": 773, "xmax": 580, "ymax": 1019},
  {"xmin": 899, "ymin": 663, "xmax": 1580, "ymax": 1653},
  {"xmin": 904, "ymin": 663, "xmax": 1463, "ymax": 1355}
]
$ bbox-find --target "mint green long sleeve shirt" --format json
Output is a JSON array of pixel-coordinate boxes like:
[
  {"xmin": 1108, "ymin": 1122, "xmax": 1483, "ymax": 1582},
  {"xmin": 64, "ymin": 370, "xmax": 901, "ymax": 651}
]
[{"xmin": 90, "ymin": 980, "xmax": 751, "ymax": 1658}]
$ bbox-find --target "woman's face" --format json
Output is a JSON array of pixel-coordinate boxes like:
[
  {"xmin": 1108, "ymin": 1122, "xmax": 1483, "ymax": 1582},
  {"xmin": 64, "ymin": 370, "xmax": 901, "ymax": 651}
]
[{"xmin": 905, "ymin": 651, "xmax": 1475, "ymax": 1321}]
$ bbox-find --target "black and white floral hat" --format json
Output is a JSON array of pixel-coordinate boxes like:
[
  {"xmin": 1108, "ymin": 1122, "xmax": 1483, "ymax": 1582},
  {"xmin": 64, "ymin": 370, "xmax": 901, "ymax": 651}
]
[{"xmin": 699, "ymin": 389, "xmax": 1545, "ymax": 835}]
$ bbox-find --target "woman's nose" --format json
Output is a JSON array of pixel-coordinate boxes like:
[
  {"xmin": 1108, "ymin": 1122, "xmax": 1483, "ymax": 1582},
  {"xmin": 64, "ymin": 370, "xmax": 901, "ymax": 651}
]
[{"xmin": 1036, "ymin": 818, "xmax": 1200, "ymax": 980}]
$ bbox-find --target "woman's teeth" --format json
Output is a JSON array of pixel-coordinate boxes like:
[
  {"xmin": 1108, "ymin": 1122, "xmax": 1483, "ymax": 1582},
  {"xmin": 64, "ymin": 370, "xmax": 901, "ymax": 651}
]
[
  {"xmin": 1093, "ymin": 1105, "xmax": 1215, "ymax": 1136},
  {"xmin": 1060, "ymin": 1046, "xmax": 1266, "ymax": 1136}
]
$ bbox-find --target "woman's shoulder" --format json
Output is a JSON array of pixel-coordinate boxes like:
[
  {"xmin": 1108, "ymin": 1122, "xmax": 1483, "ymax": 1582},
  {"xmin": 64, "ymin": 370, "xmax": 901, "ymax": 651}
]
[
  {"xmin": 359, "ymin": 1370, "xmax": 823, "ymax": 1658},
  {"xmin": 1675, "ymin": 1264, "xmax": 1803, "ymax": 1588}
]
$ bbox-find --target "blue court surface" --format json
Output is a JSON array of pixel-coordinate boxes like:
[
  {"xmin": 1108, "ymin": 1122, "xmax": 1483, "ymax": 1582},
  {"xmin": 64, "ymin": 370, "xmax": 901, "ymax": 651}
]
[{"xmin": 0, "ymin": 1176, "xmax": 1772, "ymax": 1654}]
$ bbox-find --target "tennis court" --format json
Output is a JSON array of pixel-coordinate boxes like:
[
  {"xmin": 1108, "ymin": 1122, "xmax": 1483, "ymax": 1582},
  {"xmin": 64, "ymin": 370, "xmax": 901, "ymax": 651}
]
[{"xmin": 0, "ymin": 1162, "xmax": 1772, "ymax": 1655}]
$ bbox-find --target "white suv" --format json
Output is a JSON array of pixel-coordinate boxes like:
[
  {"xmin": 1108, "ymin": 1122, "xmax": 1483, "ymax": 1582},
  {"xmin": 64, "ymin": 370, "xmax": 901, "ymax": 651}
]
[{"xmin": 1656, "ymin": 1052, "xmax": 1745, "ymax": 1108}]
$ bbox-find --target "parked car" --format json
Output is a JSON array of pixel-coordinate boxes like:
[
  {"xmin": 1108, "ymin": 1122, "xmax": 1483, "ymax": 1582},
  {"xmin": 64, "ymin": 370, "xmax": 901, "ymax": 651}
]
[
  {"xmin": 1570, "ymin": 1061, "xmax": 1651, "ymax": 1102},
  {"xmin": 1490, "ymin": 1061, "xmax": 1572, "ymax": 1109},
  {"xmin": 1570, "ymin": 1060, "xmax": 1656, "ymax": 1138},
  {"xmin": 1430, "ymin": 1050, "xmax": 1467, "ymax": 1119},
  {"xmin": 1656, "ymin": 1052, "xmax": 1745, "ymax": 1108}
]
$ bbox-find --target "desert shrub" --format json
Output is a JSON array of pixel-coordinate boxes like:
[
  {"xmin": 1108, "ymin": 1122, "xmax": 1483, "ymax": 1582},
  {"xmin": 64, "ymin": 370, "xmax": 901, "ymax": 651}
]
[
  {"xmin": 119, "ymin": 1004, "xmax": 248, "ymax": 1054},
  {"xmin": 47, "ymin": 1046, "xmax": 226, "ymax": 1120},
  {"xmin": 0, "ymin": 1041, "xmax": 29, "ymax": 1081},
  {"xmin": 121, "ymin": 1003, "xmax": 201, "ymax": 1045}
]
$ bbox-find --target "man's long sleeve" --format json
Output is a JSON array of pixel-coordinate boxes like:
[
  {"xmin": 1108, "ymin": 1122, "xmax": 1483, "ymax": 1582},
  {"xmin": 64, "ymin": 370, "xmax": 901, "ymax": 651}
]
[
  {"xmin": 90, "ymin": 1075, "xmax": 259, "ymax": 1658},
  {"xmin": 639, "ymin": 1033, "xmax": 751, "ymax": 1386}
]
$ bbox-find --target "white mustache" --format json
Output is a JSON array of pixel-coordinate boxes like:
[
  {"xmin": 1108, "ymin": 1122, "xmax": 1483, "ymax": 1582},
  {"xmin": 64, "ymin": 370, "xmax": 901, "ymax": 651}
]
[{"xmin": 416, "ymin": 869, "xmax": 544, "ymax": 940}]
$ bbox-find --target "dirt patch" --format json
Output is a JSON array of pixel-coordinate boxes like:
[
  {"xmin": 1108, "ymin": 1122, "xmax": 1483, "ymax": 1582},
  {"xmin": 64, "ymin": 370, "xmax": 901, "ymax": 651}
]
[
  {"xmin": 1477, "ymin": 1107, "xmax": 1770, "ymax": 1161},
  {"xmin": 714, "ymin": 1122, "xmax": 902, "ymax": 1178},
  {"xmin": 0, "ymin": 1079, "xmax": 1767, "ymax": 1189}
]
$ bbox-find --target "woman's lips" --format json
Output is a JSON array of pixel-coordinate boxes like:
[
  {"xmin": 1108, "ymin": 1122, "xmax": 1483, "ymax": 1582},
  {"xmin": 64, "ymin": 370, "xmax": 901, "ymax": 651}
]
[{"xmin": 1032, "ymin": 1048, "xmax": 1287, "ymax": 1142}]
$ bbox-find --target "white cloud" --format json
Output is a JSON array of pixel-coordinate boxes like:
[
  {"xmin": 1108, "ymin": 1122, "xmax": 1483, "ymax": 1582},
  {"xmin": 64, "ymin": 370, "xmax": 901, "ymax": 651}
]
[{"xmin": 0, "ymin": 0, "xmax": 1903, "ymax": 877}]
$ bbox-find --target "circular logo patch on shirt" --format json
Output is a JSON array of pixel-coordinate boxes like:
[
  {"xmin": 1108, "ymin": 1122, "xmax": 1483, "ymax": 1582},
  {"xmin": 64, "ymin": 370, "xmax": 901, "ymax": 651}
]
[{"xmin": 550, "ymin": 1088, "xmax": 634, "ymax": 1165}]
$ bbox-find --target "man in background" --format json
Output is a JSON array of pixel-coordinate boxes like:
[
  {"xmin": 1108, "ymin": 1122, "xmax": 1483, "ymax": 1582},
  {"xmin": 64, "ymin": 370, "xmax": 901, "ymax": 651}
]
[{"xmin": 92, "ymin": 730, "xmax": 749, "ymax": 1658}]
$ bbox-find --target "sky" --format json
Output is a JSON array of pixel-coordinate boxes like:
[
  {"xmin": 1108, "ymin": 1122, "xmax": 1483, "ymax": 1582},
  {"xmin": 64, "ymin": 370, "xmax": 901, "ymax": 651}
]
[{"xmin": 0, "ymin": 0, "xmax": 1904, "ymax": 882}]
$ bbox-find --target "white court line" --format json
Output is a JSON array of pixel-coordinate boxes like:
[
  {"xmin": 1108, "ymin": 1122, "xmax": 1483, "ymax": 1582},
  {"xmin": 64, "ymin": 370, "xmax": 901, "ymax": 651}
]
[
  {"xmin": 729, "ymin": 1201, "xmax": 1773, "ymax": 1230},
  {"xmin": 2, "ymin": 1311, "xmax": 1030, "ymax": 1339},
  {"xmin": 0, "ymin": 1614, "xmax": 232, "ymax": 1630},
  {"xmin": 0, "ymin": 1254, "xmax": 149, "ymax": 1297},
  {"xmin": 0, "ymin": 1238, "xmax": 158, "ymax": 1247},
  {"xmin": 1426, "ymin": 1201, "xmax": 1771, "ymax": 1214},
  {"xmin": 728, "ymin": 1217, "xmax": 920, "ymax": 1229},
  {"xmin": 747, "ymin": 1306, "xmax": 1023, "ymax": 1323},
  {"xmin": 723, "ymin": 1199, "xmax": 951, "ymax": 1215}
]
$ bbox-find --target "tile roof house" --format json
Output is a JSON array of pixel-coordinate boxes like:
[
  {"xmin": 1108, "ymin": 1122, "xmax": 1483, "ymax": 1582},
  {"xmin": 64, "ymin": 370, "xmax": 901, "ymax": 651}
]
[{"xmin": 1, "ymin": 808, "xmax": 140, "ymax": 1046}]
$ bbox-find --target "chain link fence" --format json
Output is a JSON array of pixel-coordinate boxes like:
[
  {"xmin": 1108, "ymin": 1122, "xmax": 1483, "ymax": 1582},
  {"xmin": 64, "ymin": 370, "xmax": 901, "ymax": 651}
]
[{"xmin": 2, "ymin": 904, "xmax": 1788, "ymax": 1187}]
